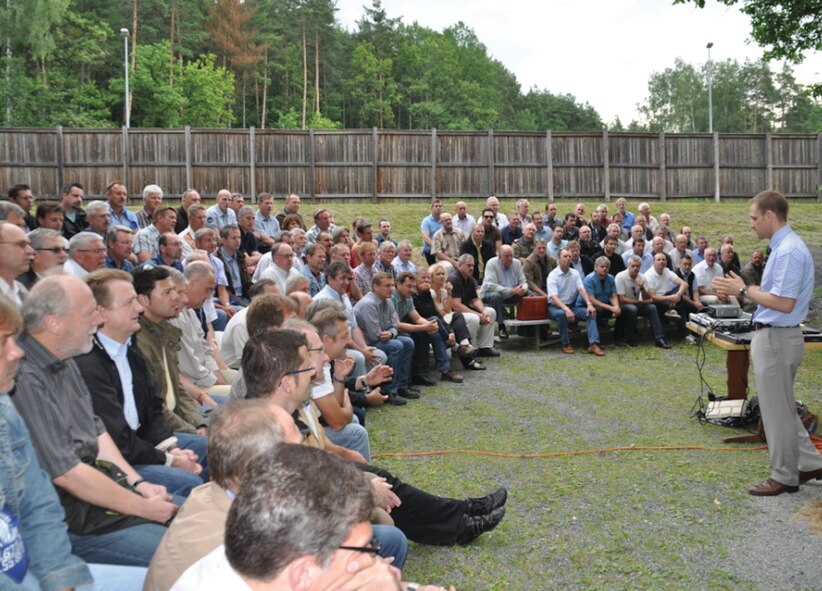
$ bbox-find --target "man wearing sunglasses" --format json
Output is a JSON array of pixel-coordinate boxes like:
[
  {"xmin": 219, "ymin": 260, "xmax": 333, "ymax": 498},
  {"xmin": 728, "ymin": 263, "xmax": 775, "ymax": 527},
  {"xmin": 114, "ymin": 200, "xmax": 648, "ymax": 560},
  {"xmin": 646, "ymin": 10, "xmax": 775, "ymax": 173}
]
[{"xmin": 18, "ymin": 227, "xmax": 67, "ymax": 289}]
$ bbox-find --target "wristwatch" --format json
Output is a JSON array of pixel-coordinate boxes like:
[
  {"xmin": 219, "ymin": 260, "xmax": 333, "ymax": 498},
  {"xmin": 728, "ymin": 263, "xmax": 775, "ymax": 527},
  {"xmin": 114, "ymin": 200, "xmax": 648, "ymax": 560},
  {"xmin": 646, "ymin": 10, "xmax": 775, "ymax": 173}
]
[{"xmin": 738, "ymin": 287, "xmax": 747, "ymax": 298}]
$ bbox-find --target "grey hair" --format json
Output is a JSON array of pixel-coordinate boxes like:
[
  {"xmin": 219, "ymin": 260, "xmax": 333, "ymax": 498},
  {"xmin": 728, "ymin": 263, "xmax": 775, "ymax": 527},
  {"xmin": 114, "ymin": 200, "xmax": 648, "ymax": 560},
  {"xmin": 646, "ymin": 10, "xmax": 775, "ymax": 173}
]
[
  {"xmin": 194, "ymin": 227, "xmax": 216, "ymax": 242},
  {"xmin": 0, "ymin": 201, "xmax": 25, "ymax": 220},
  {"xmin": 304, "ymin": 298, "xmax": 345, "ymax": 323},
  {"xmin": 458, "ymin": 253, "xmax": 475, "ymax": 266},
  {"xmin": 378, "ymin": 240, "xmax": 396, "ymax": 253},
  {"xmin": 105, "ymin": 225, "xmax": 133, "ymax": 246},
  {"xmin": 184, "ymin": 260, "xmax": 215, "ymax": 281},
  {"xmin": 237, "ymin": 205, "xmax": 255, "ymax": 218},
  {"xmin": 595, "ymin": 255, "xmax": 611, "ymax": 269},
  {"xmin": 627, "ymin": 255, "xmax": 642, "ymax": 265},
  {"xmin": 69, "ymin": 231, "xmax": 104, "ymax": 256},
  {"xmin": 86, "ymin": 200, "xmax": 110, "ymax": 216},
  {"xmin": 21, "ymin": 276, "xmax": 71, "ymax": 332},
  {"xmin": 27, "ymin": 227, "xmax": 61, "ymax": 250},
  {"xmin": 142, "ymin": 184, "xmax": 163, "ymax": 200}
]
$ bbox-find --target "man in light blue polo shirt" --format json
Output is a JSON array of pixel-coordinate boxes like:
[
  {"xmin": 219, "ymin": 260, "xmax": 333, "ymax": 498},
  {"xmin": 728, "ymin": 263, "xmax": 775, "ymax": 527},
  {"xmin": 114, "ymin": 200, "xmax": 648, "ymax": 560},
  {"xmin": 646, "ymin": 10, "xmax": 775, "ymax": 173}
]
[
  {"xmin": 713, "ymin": 190, "xmax": 820, "ymax": 497},
  {"xmin": 205, "ymin": 190, "xmax": 237, "ymax": 230},
  {"xmin": 107, "ymin": 181, "xmax": 139, "ymax": 231},
  {"xmin": 253, "ymin": 192, "xmax": 280, "ymax": 252},
  {"xmin": 420, "ymin": 199, "xmax": 443, "ymax": 265},
  {"xmin": 547, "ymin": 248, "xmax": 603, "ymax": 356}
]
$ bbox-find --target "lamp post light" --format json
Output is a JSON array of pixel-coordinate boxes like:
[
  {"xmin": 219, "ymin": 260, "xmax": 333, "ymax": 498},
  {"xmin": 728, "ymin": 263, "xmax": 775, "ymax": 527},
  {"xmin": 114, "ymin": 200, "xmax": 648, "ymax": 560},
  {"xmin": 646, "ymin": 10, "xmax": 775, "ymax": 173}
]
[
  {"xmin": 706, "ymin": 42, "xmax": 714, "ymax": 133},
  {"xmin": 120, "ymin": 28, "xmax": 130, "ymax": 128}
]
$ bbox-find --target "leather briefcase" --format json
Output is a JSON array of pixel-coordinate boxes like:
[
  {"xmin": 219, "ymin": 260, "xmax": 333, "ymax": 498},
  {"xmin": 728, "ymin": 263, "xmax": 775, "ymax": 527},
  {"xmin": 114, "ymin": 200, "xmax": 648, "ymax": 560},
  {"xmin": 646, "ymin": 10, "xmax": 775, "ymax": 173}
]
[{"xmin": 516, "ymin": 296, "xmax": 548, "ymax": 320}]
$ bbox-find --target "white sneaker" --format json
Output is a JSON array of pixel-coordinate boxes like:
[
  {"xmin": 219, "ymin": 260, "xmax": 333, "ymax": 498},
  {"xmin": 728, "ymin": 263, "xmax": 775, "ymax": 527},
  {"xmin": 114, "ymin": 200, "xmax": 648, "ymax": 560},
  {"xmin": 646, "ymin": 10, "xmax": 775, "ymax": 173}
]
[
  {"xmin": 685, "ymin": 334, "xmax": 698, "ymax": 345},
  {"xmin": 664, "ymin": 309, "xmax": 681, "ymax": 319}
]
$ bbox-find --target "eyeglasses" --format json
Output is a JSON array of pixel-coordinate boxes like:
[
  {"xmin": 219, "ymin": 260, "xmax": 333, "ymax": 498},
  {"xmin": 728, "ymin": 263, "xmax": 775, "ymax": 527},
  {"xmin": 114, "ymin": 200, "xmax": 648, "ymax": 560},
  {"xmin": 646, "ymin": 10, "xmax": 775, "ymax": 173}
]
[
  {"xmin": 0, "ymin": 240, "xmax": 31, "ymax": 248},
  {"xmin": 36, "ymin": 247, "xmax": 69, "ymax": 254},
  {"xmin": 77, "ymin": 248, "xmax": 108, "ymax": 254},
  {"xmin": 339, "ymin": 536, "xmax": 381, "ymax": 556},
  {"xmin": 482, "ymin": 215, "xmax": 494, "ymax": 219},
  {"xmin": 306, "ymin": 347, "xmax": 324, "ymax": 353},
  {"xmin": 285, "ymin": 365, "xmax": 315, "ymax": 376}
]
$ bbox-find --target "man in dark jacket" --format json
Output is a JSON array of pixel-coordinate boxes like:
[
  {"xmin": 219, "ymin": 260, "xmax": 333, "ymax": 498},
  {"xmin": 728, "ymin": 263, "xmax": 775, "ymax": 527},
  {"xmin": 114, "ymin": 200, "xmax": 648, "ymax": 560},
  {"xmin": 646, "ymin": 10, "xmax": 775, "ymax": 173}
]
[{"xmin": 75, "ymin": 269, "xmax": 207, "ymax": 497}]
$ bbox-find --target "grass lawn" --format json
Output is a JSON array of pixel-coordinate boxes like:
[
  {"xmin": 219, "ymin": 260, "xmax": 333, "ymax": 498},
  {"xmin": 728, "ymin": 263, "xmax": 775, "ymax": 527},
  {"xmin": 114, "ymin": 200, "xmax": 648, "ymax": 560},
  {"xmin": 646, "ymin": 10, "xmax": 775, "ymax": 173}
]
[{"xmin": 316, "ymin": 198, "xmax": 822, "ymax": 590}]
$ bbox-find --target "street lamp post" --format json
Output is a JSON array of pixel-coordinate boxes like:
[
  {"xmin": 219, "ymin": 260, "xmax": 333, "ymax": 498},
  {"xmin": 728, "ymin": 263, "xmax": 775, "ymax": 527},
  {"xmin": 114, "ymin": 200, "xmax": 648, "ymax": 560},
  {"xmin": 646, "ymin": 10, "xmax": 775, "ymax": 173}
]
[
  {"xmin": 120, "ymin": 28, "xmax": 130, "ymax": 128},
  {"xmin": 706, "ymin": 42, "xmax": 714, "ymax": 133}
]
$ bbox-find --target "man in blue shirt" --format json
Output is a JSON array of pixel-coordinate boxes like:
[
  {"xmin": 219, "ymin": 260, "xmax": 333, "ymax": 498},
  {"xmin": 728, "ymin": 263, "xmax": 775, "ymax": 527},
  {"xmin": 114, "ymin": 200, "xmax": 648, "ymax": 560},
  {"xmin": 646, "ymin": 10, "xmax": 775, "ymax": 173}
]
[
  {"xmin": 420, "ymin": 199, "xmax": 443, "ymax": 265},
  {"xmin": 713, "ymin": 190, "xmax": 821, "ymax": 497},
  {"xmin": 581, "ymin": 256, "xmax": 621, "ymax": 342},
  {"xmin": 106, "ymin": 182, "xmax": 139, "ymax": 231}
]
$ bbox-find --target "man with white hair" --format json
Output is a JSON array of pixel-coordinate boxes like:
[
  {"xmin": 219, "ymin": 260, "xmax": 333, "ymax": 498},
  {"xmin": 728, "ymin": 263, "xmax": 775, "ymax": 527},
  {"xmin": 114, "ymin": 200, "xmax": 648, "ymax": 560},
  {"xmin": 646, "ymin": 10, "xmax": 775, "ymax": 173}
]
[
  {"xmin": 0, "ymin": 200, "xmax": 27, "ymax": 227},
  {"xmin": 693, "ymin": 247, "xmax": 727, "ymax": 305},
  {"xmin": 179, "ymin": 203, "xmax": 207, "ymax": 259},
  {"xmin": 0, "ymin": 221, "xmax": 34, "ymax": 306},
  {"xmin": 637, "ymin": 202, "xmax": 658, "ymax": 233},
  {"xmin": 136, "ymin": 184, "xmax": 163, "ymax": 229},
  {"xmin": 431, "ymin": 212, "xmax": 464, "ymax": 270},
  {"xmin": 64, "ymin": 231, "xmax": 107, "ymax": 278},
  {"xmin": 516, "ymin": 198, "xmax": 532, "ymax": 224},
  {"xmin": 85, "ymin": 199, "xmax": 111, "ymax": 236},
  {"xmin": 18, "ymin": 227, "xmax": 66, "ymax": 289},
  {"xmin": 486, "ymin": 196, "xmax": 508, "ymax": 229},
  {"xmin": 480, "ymin": 245, "xmax": 528, "ymax": 340}
]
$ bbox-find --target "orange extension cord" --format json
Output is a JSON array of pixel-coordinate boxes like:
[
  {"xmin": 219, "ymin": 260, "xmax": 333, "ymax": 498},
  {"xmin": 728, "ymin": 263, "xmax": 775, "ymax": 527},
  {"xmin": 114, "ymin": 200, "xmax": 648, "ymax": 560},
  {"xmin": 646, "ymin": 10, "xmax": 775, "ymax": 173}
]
[{"xmin": 373, "ymin": 435, "xmax": 822, "ymax": 460}]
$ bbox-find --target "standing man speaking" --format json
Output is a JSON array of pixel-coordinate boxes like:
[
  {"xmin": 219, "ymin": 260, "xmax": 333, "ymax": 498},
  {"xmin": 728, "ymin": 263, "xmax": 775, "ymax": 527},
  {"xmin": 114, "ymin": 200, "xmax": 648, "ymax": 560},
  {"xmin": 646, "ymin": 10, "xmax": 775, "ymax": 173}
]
[{"xmin": 713, "ymin": 190, "xmax": 820, "ymax": 496}]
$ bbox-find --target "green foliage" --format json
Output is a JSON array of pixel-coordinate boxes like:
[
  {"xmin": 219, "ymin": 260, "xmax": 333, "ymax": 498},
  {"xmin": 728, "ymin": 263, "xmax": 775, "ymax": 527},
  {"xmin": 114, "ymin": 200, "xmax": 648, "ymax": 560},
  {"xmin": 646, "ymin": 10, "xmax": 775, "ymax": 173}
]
[
  {"xmin": 638, "ymin": 56, "xmax": 822, "ymax": 132},
  {"xmin": 676, "ymin": 0, "xmax": 822, "ymax": 63},
  {"xmin": 180, "ymin": 54, "xmax": 235, "ymax": 127}
]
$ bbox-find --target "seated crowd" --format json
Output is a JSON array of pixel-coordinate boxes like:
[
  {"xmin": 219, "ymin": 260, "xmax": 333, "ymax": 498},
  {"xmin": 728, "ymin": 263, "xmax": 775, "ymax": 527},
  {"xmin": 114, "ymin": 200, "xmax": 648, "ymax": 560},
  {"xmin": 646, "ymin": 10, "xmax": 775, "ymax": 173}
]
[{"xmin": 0, "ymin": 182, "xmax": 764, "ymax": 590}]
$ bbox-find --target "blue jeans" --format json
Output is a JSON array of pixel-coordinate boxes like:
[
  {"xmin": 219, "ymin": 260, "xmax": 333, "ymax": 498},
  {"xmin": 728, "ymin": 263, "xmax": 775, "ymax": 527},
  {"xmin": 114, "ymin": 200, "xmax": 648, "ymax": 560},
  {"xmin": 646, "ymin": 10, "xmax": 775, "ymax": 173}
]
[
  {"xmin": 375, "ymin": 335, "xmax": 414, "ymax": 394},
  {"xmin": 133, "ymin": 463, "xmax": 203, "ymax": 497},
  {"xmin": 373, "ymin": 524, "xmax": 408, "ymax": 570},
  {"xmin": 324, "ymin": 417, "xmax": 372, "ymax": 462},
  {"xmin": 69, "ymin": 522, "xmax": 168, "ymax": 567},
  {"xmin": 175, "ymin": 432, "xmax": 209, "ymax": 481},
  {"xmin": 20, "ymin": 565, "xmax": 148, "ymax": 591},
  {"xmin": 618, "ymin": 303, "xmax": 664, "ymax": 342},
  {"xmin": 549, "ymin": 304, "xmax": 600, "ymax": 345}
]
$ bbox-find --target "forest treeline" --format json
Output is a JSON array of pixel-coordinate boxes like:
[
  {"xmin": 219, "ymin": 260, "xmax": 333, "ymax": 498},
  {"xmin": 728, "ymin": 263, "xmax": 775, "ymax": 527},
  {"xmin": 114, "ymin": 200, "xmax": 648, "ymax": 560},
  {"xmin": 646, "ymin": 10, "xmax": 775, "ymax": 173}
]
[{"xmin": 1, "ymin": 0, "xmax": 819, "ymax": 132}]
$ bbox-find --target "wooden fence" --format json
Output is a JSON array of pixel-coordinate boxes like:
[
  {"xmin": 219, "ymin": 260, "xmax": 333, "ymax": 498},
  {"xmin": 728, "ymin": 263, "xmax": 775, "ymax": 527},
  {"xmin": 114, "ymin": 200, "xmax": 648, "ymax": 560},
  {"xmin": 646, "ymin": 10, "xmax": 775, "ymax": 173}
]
[{"xmin": 1, "ymin": 127, "xmax": 820, "ymax": 202}]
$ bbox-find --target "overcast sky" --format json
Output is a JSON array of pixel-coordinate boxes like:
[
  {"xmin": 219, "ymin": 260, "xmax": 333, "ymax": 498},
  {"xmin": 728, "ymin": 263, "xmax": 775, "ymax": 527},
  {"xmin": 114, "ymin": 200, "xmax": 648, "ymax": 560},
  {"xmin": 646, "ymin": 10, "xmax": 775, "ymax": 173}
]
[{"xmin": 334, "ymin": 0, "xmax": 822, "ymax": 125}]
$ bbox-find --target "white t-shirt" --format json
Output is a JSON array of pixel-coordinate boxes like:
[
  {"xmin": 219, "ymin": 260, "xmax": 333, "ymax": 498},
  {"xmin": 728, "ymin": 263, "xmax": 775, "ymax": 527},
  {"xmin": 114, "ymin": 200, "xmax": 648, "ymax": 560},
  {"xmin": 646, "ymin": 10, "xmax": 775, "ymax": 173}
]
[
  {"xmin": 642, "ymin": 267, "xmax": 678, "ymax": 295},
  {"xmin": 171, "ymin": 545, "xmax": 252, "ymax": 591}
]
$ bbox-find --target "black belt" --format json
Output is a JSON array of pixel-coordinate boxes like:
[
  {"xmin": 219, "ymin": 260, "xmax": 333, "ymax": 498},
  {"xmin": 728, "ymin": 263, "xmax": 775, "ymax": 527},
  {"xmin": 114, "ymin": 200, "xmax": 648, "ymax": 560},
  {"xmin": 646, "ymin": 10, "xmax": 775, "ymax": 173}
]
[{"xmin": 753, "ymin": 323, "xmax": 798, "ymax": 330}]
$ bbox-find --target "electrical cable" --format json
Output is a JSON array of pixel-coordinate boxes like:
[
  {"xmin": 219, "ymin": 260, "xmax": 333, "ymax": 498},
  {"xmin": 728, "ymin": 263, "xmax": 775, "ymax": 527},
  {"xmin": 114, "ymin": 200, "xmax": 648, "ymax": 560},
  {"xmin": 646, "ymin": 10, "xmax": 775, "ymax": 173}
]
[{"xmin": 373, "ymin": 443, "xmax": 767, "ymax": 460}]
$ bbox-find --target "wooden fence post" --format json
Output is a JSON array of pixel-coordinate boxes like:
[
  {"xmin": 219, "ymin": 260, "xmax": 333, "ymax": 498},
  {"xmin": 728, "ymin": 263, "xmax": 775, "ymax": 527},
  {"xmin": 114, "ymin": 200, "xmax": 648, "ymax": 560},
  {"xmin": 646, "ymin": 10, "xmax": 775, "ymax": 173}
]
[
  {"xmin": 713, "ymin": 132, "xmax": 720, "ymax": 203},
  {"xmin": 249, "ymin": 127, "xmax": 256, "ymax": 201},
  {"xmin": 546, "ymin": 130, "xmax": 554, "ymax": 202},
  {"xmin": 817, "ymin": 133, "xmax": 822, "ymax": 202},
  {"xmin": 430, "ymin": 128, "xmax": 437, "ymax": 201},
  {"xmin": 602, "ymin": 129, "xmax": 610, "ymax": 201},
  {"xmin": 658, "ymin": 131, "xmax": 666, "ymax": 201},
  {"xmin": 184, "ymin": 126, "xmax": 192, "ymax": 191},
  {"xmin": 487, "ymin": 129, "xmax": 495, "ymax": 197},
  {"xmin": 372, "ymin": 127, "xmax": 378, "ymax": 203},
  {"xmin": 765, "ymin": 132, "xmax": 772, "ymax": 190},
  {"xmin": 308, "ymin": 129, "xmax": 316, "ymax": 203},
  {"xmin": 121, "ymin": 126, "xmax": 129, "ymax": 197},
  {"xmin": 55, "ymin": 126, "xmax": 64, "ymax": 191}
]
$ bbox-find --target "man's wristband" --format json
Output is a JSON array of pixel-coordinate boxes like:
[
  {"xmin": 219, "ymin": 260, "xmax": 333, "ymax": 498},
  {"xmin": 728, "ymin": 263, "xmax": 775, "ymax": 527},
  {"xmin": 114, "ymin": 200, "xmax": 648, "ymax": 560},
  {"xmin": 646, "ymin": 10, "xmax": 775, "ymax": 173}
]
[{"xmin": 131, "ymin": 478, "xmax": 147, "ymax": 488}]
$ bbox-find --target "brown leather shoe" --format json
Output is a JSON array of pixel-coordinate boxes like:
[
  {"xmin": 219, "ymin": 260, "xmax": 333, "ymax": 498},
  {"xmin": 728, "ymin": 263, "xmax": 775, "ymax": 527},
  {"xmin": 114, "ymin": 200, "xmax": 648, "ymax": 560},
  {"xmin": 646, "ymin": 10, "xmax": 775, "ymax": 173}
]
[
  {"xmin": 562, "ymin": 344, "xmax": 574, "ymax": 355},
  {"xmin": 748, "ymin": 478, "xmax": 799, "ymax": 496},
  {"xmin": 587, "ymin": 344, "xmax": 605, "ymax": 357},
  {"xmin": 799, "ymin": 468, "xmax": 822, "ymax": 484},
  {"xmin": 441, "ymin": 371, "xmax": 464, "ymax": 383}
]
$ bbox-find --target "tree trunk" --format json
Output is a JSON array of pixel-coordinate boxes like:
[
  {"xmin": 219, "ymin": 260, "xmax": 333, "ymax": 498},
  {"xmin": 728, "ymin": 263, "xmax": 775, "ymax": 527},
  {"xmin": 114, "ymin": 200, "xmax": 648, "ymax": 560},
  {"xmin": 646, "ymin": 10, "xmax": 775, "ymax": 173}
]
[
  {"xmin": 261, "ymin": 46, "xmax": 268, "ymax": 129},
  {"xmin": 130, "ymin": 0, "xmax": 138, "ymax": 125},
  {"xmin": 301, "ymin": 24, "xmax": 307, "ymax": 129},
  {"xmin": 314, "ymin": 28, "xmax": 320, "ymax": 115},
  {"xmin": 169, "ymin": 1, "xmax": 175, "ymax": 86}
]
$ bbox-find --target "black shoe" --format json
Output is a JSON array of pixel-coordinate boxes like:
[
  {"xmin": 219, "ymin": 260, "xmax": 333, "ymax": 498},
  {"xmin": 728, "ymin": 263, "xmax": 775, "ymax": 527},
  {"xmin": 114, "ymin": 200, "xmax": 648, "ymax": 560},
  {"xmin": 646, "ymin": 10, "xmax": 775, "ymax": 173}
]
[
  {"xmin": 466, "ymin": 487, "xmax": 508, "ymax": 516},
  {"xmin": 498, "ymin": 325, "xmax": 509, "ymax": 340},
  {"xmin": 655, "ymin": 339, "xmax": 672, "ymax": 349},
  {"xmin": 456, "ymin": 506, "xmax": 506, "ymax": 545},
  {"xmin": 387, "ymin": 394, "xmax": 408, "ymax": 406},
  {"xmin": 464, "ymin": 359, "xmax": 486, "ymax": 371},
  {"xmin": 477, "ymin": 347, "xmax": 501, "ymax": 358},
  {"xmin": 397, "ymin": 387, "xmax": 420, "ymax": 399},
  {"xmin": 411, "ymin": 375, "xmax": 437, "ymax": 387}
]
